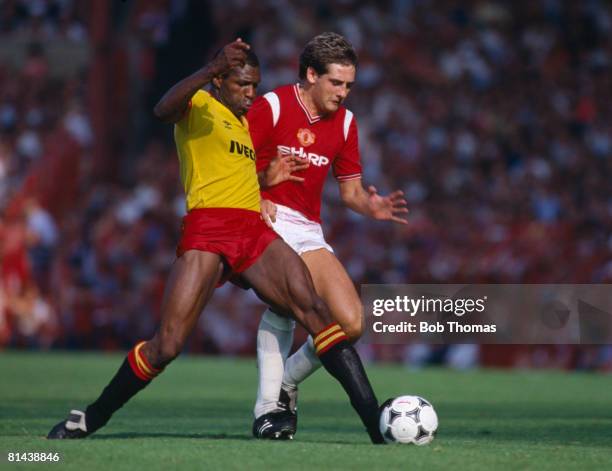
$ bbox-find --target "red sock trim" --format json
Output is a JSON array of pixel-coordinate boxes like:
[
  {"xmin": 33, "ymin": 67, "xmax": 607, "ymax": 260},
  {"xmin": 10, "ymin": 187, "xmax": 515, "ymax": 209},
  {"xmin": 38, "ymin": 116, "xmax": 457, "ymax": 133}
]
[
  {"xmin": 127, "ymin": 348, "xmax": 150, "ymax": 381},
  {"xmin": 127, "ymin": 341, "xmax": 162, "ymax": 381},
  {"xmin": 314, "ymin": 323, "xmax": 348, "ymax": 356},
  {"xmin": 314, "ymin": 323, "xmax": 342, "ymax": 345},
  {"xmin": 136, "ymin": 343, "xmax": 160, "ymax": 376}
]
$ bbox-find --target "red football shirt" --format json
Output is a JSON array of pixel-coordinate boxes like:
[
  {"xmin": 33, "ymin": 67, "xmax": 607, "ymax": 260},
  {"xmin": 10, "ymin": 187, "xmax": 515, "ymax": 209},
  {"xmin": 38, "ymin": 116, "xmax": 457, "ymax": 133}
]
[{"xmin": 248, "ymin": 84, "xmax": 362, "ymax": 223}]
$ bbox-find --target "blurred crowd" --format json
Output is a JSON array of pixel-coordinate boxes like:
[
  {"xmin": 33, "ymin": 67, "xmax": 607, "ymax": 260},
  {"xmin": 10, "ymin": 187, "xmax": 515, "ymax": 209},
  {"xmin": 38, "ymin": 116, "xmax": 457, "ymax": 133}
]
[{"xmin": 0, "ymin": 0, "xmax": 610, "ymax": 371}]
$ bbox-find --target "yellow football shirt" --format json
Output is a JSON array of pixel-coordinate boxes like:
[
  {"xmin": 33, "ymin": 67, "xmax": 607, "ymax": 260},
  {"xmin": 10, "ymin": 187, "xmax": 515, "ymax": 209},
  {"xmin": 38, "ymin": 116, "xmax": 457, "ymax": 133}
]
[{"xmin": 174, "ymin": 90, "xmax": 260, "ymax": 212}]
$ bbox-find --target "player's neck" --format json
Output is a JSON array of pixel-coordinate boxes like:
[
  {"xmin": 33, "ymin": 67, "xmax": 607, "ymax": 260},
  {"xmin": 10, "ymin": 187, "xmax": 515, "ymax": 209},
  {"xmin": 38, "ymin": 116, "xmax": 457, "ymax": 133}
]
[
  {"xmin": 297, "ymin": 84, "xmax": 323, "ymax": 118},
  {"xmin": 211, "ymin": 88, "xmax": 243, "ymax": 121}
]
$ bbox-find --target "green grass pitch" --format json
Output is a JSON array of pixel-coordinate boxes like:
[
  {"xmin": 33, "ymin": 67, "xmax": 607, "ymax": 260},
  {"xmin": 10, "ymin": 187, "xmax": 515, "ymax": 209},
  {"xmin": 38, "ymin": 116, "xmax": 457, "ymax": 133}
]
[{"xmin": 1, "ymin": 351, "xmax": 611, "ymax": 470}]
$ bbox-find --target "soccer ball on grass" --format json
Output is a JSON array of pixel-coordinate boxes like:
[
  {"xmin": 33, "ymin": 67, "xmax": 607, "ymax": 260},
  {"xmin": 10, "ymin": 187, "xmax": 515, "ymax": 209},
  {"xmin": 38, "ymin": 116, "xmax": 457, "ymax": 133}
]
[{"xmin": 379, "ymin": 395, "xmax": 438, "ymax": 445}]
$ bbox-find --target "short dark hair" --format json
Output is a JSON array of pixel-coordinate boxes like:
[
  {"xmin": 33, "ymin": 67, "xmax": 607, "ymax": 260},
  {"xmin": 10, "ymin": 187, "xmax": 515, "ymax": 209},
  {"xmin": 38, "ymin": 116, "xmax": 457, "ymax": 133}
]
[
  {"xmin": 244, "ymin": 49, "xmax": 259, "ymax": 68},
  {"xmin": 299, "ymin": 32, "xmax": 358, "ymax": 80},
  {"xmin": 211, "ymin": 47, "xmax": 260, "ymax": 71}
]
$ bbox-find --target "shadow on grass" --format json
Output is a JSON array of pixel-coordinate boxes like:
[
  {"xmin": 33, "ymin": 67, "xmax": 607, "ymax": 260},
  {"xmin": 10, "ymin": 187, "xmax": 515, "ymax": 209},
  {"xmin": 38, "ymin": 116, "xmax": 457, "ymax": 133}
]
[
  {"xmin": 303, "ymin": 400, "xmax": 612, "ymax": 448},
  {"xmin": 91, "ymin": 432, "xmax": 252, "ymax": 441},
  {"xmin": 7, "ymin": 397, "xmax": 612, "ymax": 448},
  {"xmin": 91, "ymin": 432, "xmax": 360, "ymax": 446}
]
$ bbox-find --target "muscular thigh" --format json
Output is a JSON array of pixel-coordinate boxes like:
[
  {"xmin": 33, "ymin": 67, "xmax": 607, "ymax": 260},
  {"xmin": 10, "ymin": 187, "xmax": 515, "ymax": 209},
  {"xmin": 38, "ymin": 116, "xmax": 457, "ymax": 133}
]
[
  {"xmin": 157, "ymin": 250, "xmax": 223, "ymax": 343},
  {"xmin": 241, "ymin": 239, "xmax": 330, "ymax": 335},
  {"xmin": 301, "ymin": 249, "xmax": 363, "ymax": 332}
]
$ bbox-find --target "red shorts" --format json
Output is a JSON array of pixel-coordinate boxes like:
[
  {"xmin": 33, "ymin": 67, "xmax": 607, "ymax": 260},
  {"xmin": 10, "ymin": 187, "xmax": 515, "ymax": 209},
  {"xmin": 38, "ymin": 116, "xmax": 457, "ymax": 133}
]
[{"xmin": 176, "ymin": 207, "xmax": 278, "ymax": 275}]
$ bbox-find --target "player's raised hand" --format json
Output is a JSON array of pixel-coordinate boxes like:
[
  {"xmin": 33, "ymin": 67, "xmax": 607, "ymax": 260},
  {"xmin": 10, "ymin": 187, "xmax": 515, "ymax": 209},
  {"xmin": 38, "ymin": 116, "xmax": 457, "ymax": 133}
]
[
  {"xmin": 366, "ymin": 185, "xmax": 409, "ymax": 224},
  {"xmin": 260, "ymin": 198, "xmax": 277, "ymax": 228},
  {"xmin": 210, "ymin": 38, "xmax": 251, "ymax": 75},
  {"xmin": 261, "ymin": 151, "xmax": 310, "ymax": 187}
]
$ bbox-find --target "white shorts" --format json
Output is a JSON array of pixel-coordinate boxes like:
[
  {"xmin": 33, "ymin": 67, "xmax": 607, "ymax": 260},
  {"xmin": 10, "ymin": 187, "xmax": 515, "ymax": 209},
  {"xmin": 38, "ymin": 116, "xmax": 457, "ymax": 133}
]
[{"xmin": 270, "ymin": 204, "xmax": 334, "ymax": 255}]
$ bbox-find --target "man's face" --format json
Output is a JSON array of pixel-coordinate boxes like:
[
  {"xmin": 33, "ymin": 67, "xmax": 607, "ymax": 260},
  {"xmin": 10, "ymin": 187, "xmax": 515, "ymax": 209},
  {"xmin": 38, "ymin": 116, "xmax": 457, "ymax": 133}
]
[
  {"xmin": 307, "ymin": 63, "xmax": 356, "ymax": 115},
  {"xmin": 217, "ymin": 64, "xmax": 260, "ymax": 118}
]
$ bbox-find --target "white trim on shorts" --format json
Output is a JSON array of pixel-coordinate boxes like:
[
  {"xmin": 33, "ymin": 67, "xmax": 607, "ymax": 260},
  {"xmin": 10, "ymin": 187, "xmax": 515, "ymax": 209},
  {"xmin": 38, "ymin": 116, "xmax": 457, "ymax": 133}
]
[{"xmin": 270, "ymin": 204, "xmax": 333, "ymax": 255}]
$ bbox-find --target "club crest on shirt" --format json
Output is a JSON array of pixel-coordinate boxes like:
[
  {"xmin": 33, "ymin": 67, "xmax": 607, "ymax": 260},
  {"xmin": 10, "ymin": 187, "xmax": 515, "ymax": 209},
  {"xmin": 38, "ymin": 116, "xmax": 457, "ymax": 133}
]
[{"xmin": 297, "ymin": 128, "xmax": 316, "ymax": 147}]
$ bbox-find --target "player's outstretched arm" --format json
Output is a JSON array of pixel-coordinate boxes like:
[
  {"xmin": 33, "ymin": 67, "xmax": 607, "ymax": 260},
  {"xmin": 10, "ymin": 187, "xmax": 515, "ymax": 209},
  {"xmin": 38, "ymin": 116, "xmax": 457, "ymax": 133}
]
[
  {"xmin": 153, "ymin": 39, "xmax": 251, "ymax": 124},
  {"xmin": 339, "ymin": 179, "xmax": 409, "ymax": 224}
]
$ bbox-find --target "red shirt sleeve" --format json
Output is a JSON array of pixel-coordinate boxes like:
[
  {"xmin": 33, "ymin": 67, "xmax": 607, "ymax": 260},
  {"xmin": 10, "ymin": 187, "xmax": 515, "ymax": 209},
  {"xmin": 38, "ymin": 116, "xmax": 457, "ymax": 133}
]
[
  {"xmin": 333, "ymin": 117, "xmax": 362, "ymax": 181},
  {"xmin": 247, "ymin": 96, "xmax": 275, "ymax": 172}
]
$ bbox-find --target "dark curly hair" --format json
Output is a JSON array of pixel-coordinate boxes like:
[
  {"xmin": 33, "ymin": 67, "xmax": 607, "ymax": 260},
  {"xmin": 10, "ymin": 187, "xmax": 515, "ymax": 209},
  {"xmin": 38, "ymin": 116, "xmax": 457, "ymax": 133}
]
[{"xmin": 299, "ymin": 32, "xmax": 358, "ymax": 80}]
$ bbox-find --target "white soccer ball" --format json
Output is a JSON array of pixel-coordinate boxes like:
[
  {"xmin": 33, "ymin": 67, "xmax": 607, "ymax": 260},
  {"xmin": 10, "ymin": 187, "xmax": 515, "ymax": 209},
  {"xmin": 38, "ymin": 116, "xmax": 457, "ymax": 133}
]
[{"xmin": 379, "ymin": 395, "xmax": 438, "ymax": 445}]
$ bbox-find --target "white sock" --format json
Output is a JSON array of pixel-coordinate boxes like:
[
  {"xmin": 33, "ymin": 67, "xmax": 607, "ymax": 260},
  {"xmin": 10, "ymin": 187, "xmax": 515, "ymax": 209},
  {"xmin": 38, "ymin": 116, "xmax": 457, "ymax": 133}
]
[
  {"xmin": 254, "ymin": 309, "xmax": 295, "ymax": 418},
  {"xmin": 282, "ymin": 336, "xmax": 321, "ymax": 388}
]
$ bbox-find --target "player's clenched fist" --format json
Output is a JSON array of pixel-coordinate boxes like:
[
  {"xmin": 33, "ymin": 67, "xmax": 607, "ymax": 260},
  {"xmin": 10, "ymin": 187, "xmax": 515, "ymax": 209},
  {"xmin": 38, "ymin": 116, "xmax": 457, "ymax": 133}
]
[{"xmin": 210, "ymin": 38, "xmax": 251, "ymax": 75}]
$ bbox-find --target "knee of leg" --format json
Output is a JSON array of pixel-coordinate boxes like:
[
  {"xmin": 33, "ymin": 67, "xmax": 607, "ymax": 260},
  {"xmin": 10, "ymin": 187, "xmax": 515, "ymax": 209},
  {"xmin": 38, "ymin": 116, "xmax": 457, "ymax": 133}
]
[
  {"xmin": 343, "ymin": 305, "xmax": 365, "ymax": 342},
  {"xmin": 343, "ymin": 318, "xmax": 364, "ymax": 342}
]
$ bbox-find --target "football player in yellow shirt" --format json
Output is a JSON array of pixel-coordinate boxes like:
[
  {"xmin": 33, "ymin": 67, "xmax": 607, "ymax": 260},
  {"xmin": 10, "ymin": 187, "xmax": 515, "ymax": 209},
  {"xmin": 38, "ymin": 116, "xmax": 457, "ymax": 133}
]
[{"xmin": 47, "ymin": 40, "xmax": 385, "ymax": 444}]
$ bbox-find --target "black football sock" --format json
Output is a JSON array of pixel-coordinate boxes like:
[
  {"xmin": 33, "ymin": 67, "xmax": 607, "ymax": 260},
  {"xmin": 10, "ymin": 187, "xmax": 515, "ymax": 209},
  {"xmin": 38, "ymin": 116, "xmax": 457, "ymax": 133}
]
[
  {"xmin": 85, "ymin": 342, "xmax": 161, "ymax": 433},
  {"xmin": 314, "ymin": 324, "xmax": 385, "ymax": 444}
]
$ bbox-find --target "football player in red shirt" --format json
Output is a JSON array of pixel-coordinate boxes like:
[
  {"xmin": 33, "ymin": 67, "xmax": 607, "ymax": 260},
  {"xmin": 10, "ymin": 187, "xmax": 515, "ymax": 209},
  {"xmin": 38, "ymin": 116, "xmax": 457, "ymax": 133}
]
[{"xmin": 249, "ymin": 32, "xmax": 408, "ymax": 438}]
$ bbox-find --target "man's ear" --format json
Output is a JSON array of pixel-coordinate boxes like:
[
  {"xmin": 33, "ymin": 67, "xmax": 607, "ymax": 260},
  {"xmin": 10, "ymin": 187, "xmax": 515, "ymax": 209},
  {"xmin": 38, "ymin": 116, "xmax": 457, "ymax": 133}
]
[
  {"xmin": 212, "ymin": 76, "xmax": 223, "ymax": 90},
  {"xmin": 305, "ymin": 66, "xmax": 319, "ymax": 85}
]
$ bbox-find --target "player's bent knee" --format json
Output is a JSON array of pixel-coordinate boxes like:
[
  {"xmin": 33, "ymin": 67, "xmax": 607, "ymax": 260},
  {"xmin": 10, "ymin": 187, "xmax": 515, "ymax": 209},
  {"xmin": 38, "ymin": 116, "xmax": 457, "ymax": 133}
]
[
  {"xmin": 343, "ymin": 317, "xmax": 364, "ymax": 342},
  {"xmin": 342, "ymin": 303, "xmax": 364, "ymax": 341}
]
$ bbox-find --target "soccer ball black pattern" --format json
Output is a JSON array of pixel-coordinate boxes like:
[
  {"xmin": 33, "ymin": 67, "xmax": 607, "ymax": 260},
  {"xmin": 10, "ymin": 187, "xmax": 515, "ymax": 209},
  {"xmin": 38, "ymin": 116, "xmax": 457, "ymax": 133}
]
[{"xmin": 379, "ymin": 395, "xmax": 439, "ymax": 445}]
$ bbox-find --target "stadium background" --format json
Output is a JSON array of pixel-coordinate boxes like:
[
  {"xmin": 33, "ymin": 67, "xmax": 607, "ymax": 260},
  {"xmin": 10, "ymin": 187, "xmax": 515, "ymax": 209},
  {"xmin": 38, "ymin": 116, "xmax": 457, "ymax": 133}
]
[{"xmin": 0, "ymin": 0, "xmax": 610, "ymax": 371}]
